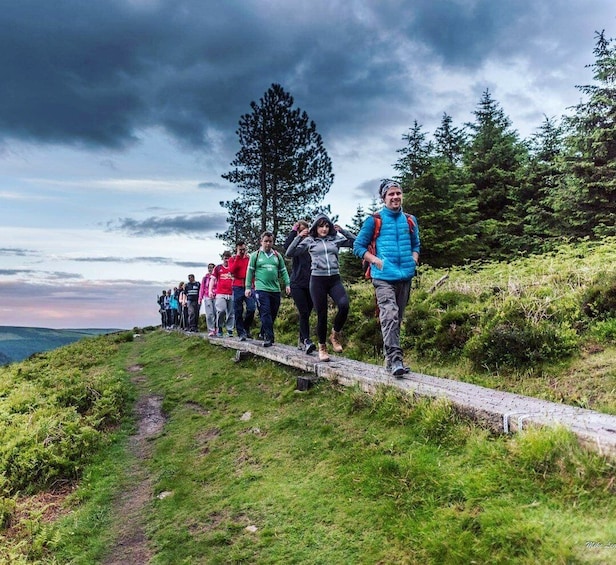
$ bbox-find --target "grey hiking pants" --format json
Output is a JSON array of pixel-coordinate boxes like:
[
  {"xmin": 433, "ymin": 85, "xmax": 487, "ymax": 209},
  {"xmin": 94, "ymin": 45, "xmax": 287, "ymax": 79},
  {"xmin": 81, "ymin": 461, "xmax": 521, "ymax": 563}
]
[{"xmin": 373, "ymin": 279, "xmax": 411, "ymax": 366}]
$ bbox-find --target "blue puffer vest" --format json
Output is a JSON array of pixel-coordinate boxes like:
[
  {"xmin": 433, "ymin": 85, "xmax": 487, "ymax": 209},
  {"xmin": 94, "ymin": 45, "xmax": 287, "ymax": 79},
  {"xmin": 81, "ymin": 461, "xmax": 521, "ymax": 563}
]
[{"xmin": 354, "ymin": 207, "xmax": 420, "ymax": 282}]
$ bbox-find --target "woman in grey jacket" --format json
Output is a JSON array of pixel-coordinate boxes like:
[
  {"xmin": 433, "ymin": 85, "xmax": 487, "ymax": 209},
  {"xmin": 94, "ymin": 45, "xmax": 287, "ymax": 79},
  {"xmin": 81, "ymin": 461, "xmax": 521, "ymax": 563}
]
[{"xmin": 286, "ymin": 213, "xmax": 355, "ymax": 361}]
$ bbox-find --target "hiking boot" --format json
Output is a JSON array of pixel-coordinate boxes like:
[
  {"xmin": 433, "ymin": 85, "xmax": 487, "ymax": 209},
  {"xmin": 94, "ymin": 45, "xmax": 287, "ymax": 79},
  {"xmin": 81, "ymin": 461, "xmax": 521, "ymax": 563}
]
[
  {"xmin": 318, "ymin": 344, "xmax": 330, "ymax": 362},
  {"xmin": 391, "ymin": 361, "xmax": 405, "ymax": 378},
  {"xmin": 263, "ymin": 339, "xmax": 273, "ymax": 347},
  {"xmin": 330, "ymin": 330, "xmax": 343, "ymax": 353},
  {"xmin": 239, "ymin": 334, "xmax": 247, "ymax": 342},
  {"xmin": 304, "ymin": 339, "xmax": 316, "ymax": 355}
]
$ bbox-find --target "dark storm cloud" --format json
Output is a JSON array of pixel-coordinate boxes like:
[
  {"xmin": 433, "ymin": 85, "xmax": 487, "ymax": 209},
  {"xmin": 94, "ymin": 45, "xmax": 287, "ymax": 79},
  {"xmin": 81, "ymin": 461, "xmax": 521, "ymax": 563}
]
[
  {"xmin": 0, "ymin": 0, "xmax": 611, "ymax": 151},
  {"xmin": 108, "ymin": 212, "xmax": 227, "ymax": 236},
  {"xmin": 404, "ymin": 0, "xmax": 602, "ymax": 68}
]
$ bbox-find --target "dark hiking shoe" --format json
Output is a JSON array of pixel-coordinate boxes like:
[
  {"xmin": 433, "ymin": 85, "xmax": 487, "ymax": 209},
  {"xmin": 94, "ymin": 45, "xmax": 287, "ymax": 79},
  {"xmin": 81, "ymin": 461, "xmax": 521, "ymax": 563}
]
[
  {"xmin": 304, "ymin": 340, "xmax": 316, "ymax": 355},
  {"xmin": 391, "ymin": 361, "xmax": 405, "ymax": 377},
  {"xmin": 263, "ymin": 339, "xmax": 273, "ymax": 347}
]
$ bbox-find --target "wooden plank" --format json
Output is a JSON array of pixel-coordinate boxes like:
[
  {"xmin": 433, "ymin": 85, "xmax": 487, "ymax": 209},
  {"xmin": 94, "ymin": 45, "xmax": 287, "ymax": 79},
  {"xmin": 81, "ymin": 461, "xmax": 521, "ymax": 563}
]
[{"xmin": 206, "ymin": 334, "xmax": 616, "ymax": 458}]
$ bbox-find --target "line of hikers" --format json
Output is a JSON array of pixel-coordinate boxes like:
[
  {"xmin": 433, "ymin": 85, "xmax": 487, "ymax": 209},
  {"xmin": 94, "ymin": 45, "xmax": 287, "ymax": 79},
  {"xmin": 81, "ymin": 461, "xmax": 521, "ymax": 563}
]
[{"xmin": 157, "ymin": 179, "xmax": 420, "ymax": 376}]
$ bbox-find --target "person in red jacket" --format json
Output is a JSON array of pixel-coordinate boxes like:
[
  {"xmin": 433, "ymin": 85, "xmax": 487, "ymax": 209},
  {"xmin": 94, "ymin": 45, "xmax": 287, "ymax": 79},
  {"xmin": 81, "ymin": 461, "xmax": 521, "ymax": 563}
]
[
  {"xmin": 209, "ymin": 251, "xmax": 235, "ymax": 337},
  {"xmin": 228, "ymin": 241, "xmax": 256, "ymax": 341},
  {"xmin": 198, "ymin": 263, "xmax": 217, "ymax": 336}
]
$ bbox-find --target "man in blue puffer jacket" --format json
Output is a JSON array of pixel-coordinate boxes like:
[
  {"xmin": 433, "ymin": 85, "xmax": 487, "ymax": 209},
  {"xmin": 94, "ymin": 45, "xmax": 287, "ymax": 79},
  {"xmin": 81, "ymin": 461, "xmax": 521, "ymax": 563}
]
[{"xmin": 354, "ymin": 179, "xmax": 420, "ymax": 377}]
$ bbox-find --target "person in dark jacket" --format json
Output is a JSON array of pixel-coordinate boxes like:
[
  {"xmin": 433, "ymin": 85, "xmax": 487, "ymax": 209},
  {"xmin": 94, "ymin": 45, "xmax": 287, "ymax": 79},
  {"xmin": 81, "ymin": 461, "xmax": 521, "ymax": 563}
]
[
  {"xmin": 286, "ymin": 213, "xmax": 355, "ymax": 362},
  {"xmin": 184, "ymin": 274, "xmax": 201, "ymax": 332},
  {"xmin": 283, "ymin": 220, "xmax": 316, "ymax": 354}
]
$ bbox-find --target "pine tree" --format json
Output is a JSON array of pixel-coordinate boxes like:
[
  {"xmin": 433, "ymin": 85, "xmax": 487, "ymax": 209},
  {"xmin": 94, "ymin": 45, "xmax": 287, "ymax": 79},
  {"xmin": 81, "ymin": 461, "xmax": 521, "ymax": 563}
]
[
  {"xmin": 434, "ymin": 113, "xmax": 467, "ymax": 165},
  {"xmin": 517, "ymin": 116, "xmax": 567, "ymax": 251},
  {"xmin": 394, "ymin": 121, "xmax": 433, "ymax": 180},
  {"xmin": 464, "ymin": 90, "xmax": 526, "ymax": 258},
  {"xmin": 339, "ymin": 204, "xmax": 365, "ymax": 281},
  {"xmin": 564, "ymin": 30, "xmax": 616, "ymax": 238},
  {"xmin": 393, "ymin": 118, "xmax": 478, "ymax": 267},
  {"xmin": 220, "ymin": 84, "xmax": 334, "ymax": 248}
]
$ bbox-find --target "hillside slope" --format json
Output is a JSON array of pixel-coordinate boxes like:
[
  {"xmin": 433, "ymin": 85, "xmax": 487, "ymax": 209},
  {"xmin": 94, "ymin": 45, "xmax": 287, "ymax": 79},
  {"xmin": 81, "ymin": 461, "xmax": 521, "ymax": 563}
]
[{"xmin": 0, "ymin": 326, "xmax": 122, "ymax": 365}]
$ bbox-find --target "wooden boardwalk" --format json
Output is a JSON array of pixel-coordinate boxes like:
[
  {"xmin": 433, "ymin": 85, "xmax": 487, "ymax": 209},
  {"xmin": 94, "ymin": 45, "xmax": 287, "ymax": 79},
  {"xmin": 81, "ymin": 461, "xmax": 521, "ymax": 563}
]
[{"xmin": 205, "ymin": 334, "xmax": 616, "ymax": 458}]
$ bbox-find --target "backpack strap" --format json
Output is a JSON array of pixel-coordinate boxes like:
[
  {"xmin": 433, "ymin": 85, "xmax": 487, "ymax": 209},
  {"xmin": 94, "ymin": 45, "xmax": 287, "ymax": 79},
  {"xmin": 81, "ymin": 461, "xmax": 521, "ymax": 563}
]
[{"xmin": 363, "ymin": 213, "xmax": 382, "ymax": 279}]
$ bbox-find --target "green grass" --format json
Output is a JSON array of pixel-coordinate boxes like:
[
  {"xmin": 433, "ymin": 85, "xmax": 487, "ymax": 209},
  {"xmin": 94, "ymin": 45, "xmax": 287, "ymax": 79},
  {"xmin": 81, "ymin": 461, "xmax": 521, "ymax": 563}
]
[{"xmin": 30, "ymin": 331, "xmax": 613, "ymax": 564}]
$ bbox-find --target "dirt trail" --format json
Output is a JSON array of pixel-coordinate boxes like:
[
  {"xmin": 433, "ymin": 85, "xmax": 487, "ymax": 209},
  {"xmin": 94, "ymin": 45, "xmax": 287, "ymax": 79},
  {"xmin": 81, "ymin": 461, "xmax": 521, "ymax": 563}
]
[{"xmin": 102, "ymin": 364, "xmax": 165, "ymax": 565}]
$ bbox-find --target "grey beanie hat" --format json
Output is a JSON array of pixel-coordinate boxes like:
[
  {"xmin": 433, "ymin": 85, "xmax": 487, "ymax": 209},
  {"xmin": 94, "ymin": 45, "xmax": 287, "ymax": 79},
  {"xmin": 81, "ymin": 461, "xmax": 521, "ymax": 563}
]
[{"xmin": 379, "ymin": 179, "xmax": 402, "ymax": 199}]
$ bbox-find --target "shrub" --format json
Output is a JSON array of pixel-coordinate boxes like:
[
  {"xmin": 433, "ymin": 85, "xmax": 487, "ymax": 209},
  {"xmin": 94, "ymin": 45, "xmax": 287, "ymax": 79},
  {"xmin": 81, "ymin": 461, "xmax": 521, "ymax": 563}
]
[
  {"xmin": 404, "ymin": 290, "xmax": 480, "ymax": 358},
  {"xmin": 581, "ymin": 273, "xmax": 616, "ymax": 320},
  {"xmin": 588, "ymin": 319, "xmax": 616, "ymax": 342},
  {"xmin": 464, "ymin": 317, "xmax": 579, "ymax": 371}
]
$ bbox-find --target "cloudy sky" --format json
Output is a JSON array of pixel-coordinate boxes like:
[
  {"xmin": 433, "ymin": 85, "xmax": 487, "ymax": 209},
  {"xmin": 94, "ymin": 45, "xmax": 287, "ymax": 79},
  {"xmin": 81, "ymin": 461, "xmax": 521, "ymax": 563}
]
[{"xmin": 1, "ymin": 0, "xmax": 613, "ymax": 329}]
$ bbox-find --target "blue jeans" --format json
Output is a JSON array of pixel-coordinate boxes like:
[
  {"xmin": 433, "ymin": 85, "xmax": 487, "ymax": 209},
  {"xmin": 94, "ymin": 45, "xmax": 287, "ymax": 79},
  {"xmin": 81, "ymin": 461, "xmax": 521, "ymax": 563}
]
[
  {"xmin": 255, "ymin": 290, "xmax": 281, "ymax": 343},
  {"xmin": 233, "ymin": 286, "xmax": 255, "ymax": 337}
]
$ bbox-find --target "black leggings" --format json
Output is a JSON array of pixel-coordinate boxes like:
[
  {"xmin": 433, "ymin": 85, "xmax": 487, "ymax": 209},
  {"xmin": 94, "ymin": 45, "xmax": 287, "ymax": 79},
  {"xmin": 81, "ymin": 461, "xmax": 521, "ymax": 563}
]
[
  {"xmin": 291, "ymin": 285, "xmax": 313, "ymax": 342},
  {"xmin": 309, "ymin": 274, "xmax": 349, "ymax": 344}
]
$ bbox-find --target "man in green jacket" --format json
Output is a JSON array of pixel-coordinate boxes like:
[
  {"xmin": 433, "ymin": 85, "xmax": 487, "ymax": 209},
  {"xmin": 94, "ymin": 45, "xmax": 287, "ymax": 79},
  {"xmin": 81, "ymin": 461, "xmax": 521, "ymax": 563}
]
[{"xmin": 245, "ymin": 231, "xmax": 291, "ymax": 347}]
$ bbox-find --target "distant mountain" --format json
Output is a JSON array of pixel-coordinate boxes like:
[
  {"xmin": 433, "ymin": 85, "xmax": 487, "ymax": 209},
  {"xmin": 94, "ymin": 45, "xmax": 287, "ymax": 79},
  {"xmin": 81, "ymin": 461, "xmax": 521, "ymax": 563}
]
[{"xmin": 0, "ymin": 326, "xmax": 123, "ymax": 366}]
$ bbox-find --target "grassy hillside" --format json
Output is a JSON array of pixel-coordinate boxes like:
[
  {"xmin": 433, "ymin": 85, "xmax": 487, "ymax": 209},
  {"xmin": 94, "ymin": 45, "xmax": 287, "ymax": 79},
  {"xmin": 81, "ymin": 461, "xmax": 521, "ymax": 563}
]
[
  {"xmin": 1, "ymin": 239, "xmax": 615, "ymax": 563},
  {"xmin": 274, "ymin": 237, "xmax": 616, "ymax": 414},
  {"xmin": 0, "ymin": 332, "xmax": 614, "ymax": 563},
  {"xmin": 0, "ymin": 327, "xmax": 122, "ymax": 366}
]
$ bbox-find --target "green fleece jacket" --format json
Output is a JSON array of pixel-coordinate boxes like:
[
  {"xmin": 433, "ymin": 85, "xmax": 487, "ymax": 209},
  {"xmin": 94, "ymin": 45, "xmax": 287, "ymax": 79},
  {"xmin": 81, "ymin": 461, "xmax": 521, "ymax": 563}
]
[{"xmin": 245, "ymin": 250, "xmax": 290, "ymax": 292}]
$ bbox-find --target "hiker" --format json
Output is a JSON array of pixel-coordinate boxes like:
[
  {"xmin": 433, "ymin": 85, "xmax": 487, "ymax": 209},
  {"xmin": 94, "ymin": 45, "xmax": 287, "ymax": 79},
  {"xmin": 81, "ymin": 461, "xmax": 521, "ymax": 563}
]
[
  {"xmin": 199, "ymin": 263, "xmax": 217, "ymax": 336},
  {"xmin": 285, "ymin": 213, "xmax": 355, "ymax": 362},
  {"xmin": 167, "ymin": 288, "xmax": 178, "ymax": 329},
  {"xmin": 177, "ymin": 282, "xmax": 188, "ymax": 329},
  {"xmin": 229, "ymin": 241, "xmax": 256, "ymax": 341},
  {"xmin": 283, "ymin": 220, "xmax": 316, "ymax": 354},
  {"xmin": 245, "ymin": 231, "xmax": 291, "ymax": 347},
  {"xmin": 165, "ymin": 289, "xmax": 173, "ymax": 330},
  {"xmin": 157, "ymin": 290, "xmax": 167, "ymax": 327},
  {"xmin": 210, "ymin": 251, "xmax": 235, "ymax": 337},
  {"xmin": 353, "ymin": 179, "xmax": 420, "ymax": 377},
  {"xmin": 184, "ymin": 274, "xmax": 201, "ymax": 332}
]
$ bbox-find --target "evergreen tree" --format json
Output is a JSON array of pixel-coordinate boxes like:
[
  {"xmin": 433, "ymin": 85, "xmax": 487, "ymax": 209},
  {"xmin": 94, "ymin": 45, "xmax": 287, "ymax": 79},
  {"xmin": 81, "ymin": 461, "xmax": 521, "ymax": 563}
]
[
  {"xmin": 564, "ymin": 30, "xmax": 616, "ymax": 238},
  {"xmin": 220, "ymin": 84, "xmax": 334, "ymax": 248},
  {"xmin": 517, "ymin": 116, "xmax": 567, "ymax": 252},
  {"xmin": 367, "ymin": 197, "xmax": 380, "ymax": 215},
  {"xmin": 434, "ymin": 113, "xmax": 467, "ymax": 165},
  {"xmin": 464, "ymin": 90, "xmax": 526, "ymax": 258},
  {"xmin": 394, "ymin": 121, "xmax": 433, "ymax": 180},
  {"xmin": 393, "ymin": 118, "xmax": 478, "ymax": 267},
  {"xmin": 404, "ymin": 157, "xmax": 479, "ymax": 267},
  {"xmin": 339, "ymin": 204, "xmax": 365, "ymax": 281}
]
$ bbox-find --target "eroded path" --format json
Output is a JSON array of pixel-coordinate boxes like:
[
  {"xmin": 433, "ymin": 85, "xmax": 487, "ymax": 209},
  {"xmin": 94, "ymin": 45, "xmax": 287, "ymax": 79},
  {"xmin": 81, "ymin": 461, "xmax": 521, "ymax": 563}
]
[{"xmin": 102, "ymin": 364, "xmax": 165, "ymax": 565}]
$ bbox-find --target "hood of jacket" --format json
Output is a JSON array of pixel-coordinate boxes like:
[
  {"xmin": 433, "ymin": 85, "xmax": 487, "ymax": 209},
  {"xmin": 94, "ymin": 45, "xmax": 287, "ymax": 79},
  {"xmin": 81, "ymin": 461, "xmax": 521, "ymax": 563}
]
[{"xmin": 309, "ymin": 213, "xmax": 336, "ymax": 238}]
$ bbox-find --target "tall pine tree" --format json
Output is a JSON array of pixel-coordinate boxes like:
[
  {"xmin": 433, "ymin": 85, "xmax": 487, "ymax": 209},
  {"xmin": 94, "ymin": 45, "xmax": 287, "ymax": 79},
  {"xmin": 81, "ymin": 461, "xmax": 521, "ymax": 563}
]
[
  {"xmin": 564, "ymin": 30, "xmax": 616, "ymax": 238},
  {"xmin": 464, "ymin": 90, "xmax": 526, "ymax": 258},
  {"xmin": 220, "ymin": 84, "xmax": 334, "ymax": 248},
  {"xmin": 517, "ymin": 115, "xmax": 567, "ymax": 252}
]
